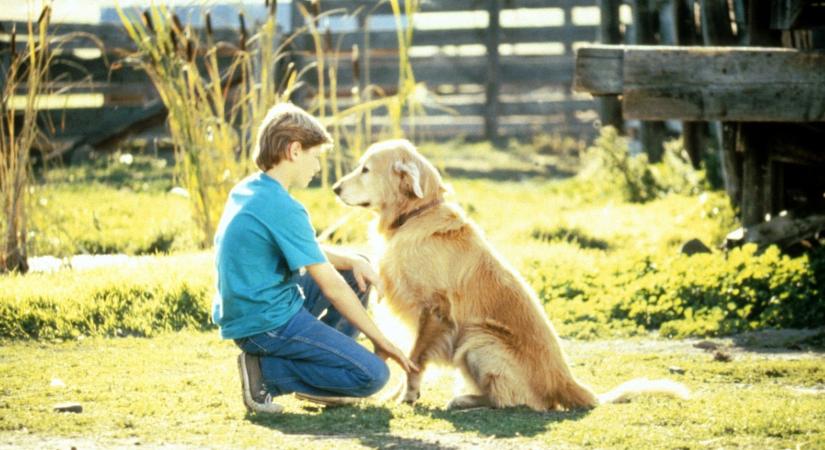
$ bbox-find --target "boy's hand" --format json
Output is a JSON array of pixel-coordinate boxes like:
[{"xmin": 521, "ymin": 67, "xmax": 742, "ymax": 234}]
[
  {"xmin": 351, "ymin": 257, "xmax": 383, "ymax": 295},
  {"xmin": 373, "ymin": 339, "xmax": 419, "ymax": 375}
]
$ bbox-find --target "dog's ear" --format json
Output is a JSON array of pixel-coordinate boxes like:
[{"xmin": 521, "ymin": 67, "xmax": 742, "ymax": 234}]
[{"xmin": 393, "ymin": 160, "xmax": 424, "ymax": 198}]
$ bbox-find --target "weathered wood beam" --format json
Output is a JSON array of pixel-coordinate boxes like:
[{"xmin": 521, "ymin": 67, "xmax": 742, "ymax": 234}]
[
  {"xmin": 574, "ymin": 45, "xmax": 623, "ymax": 95},
  {"xmin": 574, "ymin": 44, "xmax": 825, "ymax": 121}
]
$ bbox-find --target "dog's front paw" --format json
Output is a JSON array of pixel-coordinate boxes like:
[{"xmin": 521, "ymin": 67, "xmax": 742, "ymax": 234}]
[{"xmin": 402, "ymin": 389, "xmax": 420, "ymax": 404}]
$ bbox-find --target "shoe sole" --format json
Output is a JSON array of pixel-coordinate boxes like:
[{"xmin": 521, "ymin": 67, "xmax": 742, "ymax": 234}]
[
  {"xmin": 294, "ymin": 392, "xmax": 361, "ymax": 407},
  {"xmin": 237, "ymin": 353, "xmax": 283, "ymax": 414}
]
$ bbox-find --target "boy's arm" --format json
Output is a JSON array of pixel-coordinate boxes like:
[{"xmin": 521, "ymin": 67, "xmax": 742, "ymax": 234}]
[
  {"xmin": 305, "ymin": 262, "xmax": 417, "ymax": 374},
  {"xmin": 322, "ymin": 246, "xmax": 380, "ymax": 293}
]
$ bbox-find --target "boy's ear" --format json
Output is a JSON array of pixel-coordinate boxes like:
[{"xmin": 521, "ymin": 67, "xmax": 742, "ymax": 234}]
[{"xmin": 287, "ymin": 141, "xmax": 302, "ymax": 161}]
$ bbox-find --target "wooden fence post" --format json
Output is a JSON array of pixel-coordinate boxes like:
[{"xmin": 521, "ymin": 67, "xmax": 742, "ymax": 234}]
[
  {"xmin": 484, "ymin": 0, "xmax": 501, "ymax": 143},
  {"xmin": 289, "ymin": 0, "xmax": 308, "ymax": 107},
  {"xmin": 597, "ymin": 0, "xmax": 624, "ymax": 133},
  {"xmin": 356, "ymin": 10, "xmax": 371, "ymax": 143},
  {"xmin": 699, "ymin": 0, "xmax": 741, "ymax": 206},
  {"xmin": 739, "ymin": 124, "xmax": 768, "ymax": 226},
  {"xmin": 631, "ymin": 0, "xmax": 666, "ymax": 162},
  {"xmin": 674, "ymin": 0, "xmax": 706, "ymax": 170}
]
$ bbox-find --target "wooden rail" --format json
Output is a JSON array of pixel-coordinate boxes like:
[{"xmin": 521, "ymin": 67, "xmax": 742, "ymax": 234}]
[
  {"xmin": 1, "ymin": 0, "xmax": 601, "ymax": 146},
  {"xmin": 574, "ymin": 44, "xmax": 825, "ymax": 122}
]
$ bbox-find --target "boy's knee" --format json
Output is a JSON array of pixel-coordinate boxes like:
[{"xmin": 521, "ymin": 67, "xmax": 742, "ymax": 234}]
[{"xmin": 357, "ymin": 358, "xmax": 390, "ymax": 396}]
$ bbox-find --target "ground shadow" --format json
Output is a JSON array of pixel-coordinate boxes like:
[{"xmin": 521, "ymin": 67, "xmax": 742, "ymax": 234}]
[
  {"xmin": 246, "ymin": 404, "xmax": 392, "ymax": 435},
  {"xmin": 245, "ymin": 400, "xmax": 591, "ymax": 446},
  {"xmin": 246, "ymin": 404, "xmax": 459, "ymax": 449},
  {"xmin": 727, "ymin": 328, "xmax": 825, "ymax": 355},
  {"xmin": 413, "ymin": 404, "xmax": 591, "ymax": 438},
  {"xmin": 441, "ymin": 165, "xmax": 575, "ymax": 182}
]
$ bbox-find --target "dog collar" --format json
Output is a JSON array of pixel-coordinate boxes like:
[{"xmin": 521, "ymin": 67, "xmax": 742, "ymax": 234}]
[{"xmin": 390, "ymin": 199, "xmax": 443, "ymax": 230}]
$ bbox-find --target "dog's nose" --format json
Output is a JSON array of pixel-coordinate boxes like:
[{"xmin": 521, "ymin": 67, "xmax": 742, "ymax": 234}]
[{"xmin": 333, "ymin": 185, "xmax": 342, "ymax": 196}]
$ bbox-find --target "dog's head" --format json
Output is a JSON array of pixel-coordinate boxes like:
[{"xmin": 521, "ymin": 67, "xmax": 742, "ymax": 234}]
[{"xmin": 333, "ymin": 139, "xmax": 446, "ymax": 217}]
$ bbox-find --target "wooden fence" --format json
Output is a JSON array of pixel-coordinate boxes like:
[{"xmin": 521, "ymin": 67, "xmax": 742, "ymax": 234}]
[
  {"xmin": 290, "ymin": 0, "xmax": 600, "ymax": 140},
  {"xmin": 1, "ymin": 0, "xmax": 601, "ymax": 155}
]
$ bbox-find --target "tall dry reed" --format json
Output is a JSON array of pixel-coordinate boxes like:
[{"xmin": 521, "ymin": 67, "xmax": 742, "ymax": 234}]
[
  {"xmin": 1, "ymin": 7, "xmax": 54, "ymax": 273},
  {"xmin": 118, "ymin": 1, "xmax": 422, "ymax": 245},
  {"xmin": 117, "ymin": 4, "xmax": 297, "ymax": 247}
]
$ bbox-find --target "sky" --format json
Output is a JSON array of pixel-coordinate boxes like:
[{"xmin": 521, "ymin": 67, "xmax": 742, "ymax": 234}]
[{"xmin": 0, "ymin": 0, "xmax": 288, "ymax": 24}]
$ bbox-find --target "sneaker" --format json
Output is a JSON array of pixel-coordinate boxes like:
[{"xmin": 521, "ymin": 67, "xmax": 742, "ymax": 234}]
[
  {"xmin": 237, "ymin": 352, "xmax": 283, "ymax": 414},
  {"xmin": 294, "ymin": 392, "xmax": 362, "ymax": 407}
]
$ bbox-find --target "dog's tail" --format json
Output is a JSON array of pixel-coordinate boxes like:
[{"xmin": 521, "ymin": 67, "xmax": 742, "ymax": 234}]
[{"xmin": 598, "ymin": 378, "xmax": 690, "ymax": 404}]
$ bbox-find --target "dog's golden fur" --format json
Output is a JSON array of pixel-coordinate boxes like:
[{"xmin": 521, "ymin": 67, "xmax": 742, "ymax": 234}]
[{"xmin": 334, "ymin": 139, "xmax": 688, "ymax": 411}]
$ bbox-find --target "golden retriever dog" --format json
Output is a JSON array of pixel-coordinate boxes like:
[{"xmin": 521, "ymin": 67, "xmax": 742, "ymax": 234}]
[{"xmin": 333, "ymin": 139, "xmax": 689, "ymax": 411}]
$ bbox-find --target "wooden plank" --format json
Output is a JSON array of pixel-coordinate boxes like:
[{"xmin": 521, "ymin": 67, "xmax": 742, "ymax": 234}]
[
  {"xmin": 574, "ymin": 45, "xmax": 825, "ymax": 121},
  {"xmin": 573, "ymin": 45, "xmax": 623, "ymax": 95},
  {"xmin": 4, "ymin": 16, "xmax": 596, "ymax": 53},
  {"xmin": 622, "ymin": 46, "xmax": 825, "ymax": 121},
  {"xmin": 0, "ymin": 21, "xmax": 242, "ymax": 51},
  {"xmin": 37, "ymin": 104, "xmax": 163, "ymax": 140},
  {"xmin": 624, "ymin": 83, "xmax": 825, "ymax": 122},
  {"xmin": 15, "ymin": 82, "xmax": 157, "ymax": 106},
  {"xmin": 308, "ymin": 0, "xmax": 597, "ymax": 15},
  {"xmin": 323, "ymin": 26, "xmax": 597, "ymax": 50},
  {"xmin": 310, "ymin": 55, "xmax": 575, "ymax": 87},
  {"xmin": 416, "ymin": 100, "xmax": 595, "ymax": 117}
]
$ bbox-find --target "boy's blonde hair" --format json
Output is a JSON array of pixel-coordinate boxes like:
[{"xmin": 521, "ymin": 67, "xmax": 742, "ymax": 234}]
[{"xmin": 253, "ymin": 103, "xmax": 332, "ymax": 171}]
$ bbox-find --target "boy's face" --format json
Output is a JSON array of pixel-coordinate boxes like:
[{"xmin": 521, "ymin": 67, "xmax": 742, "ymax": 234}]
[{"xmin": 293, "ymin": 143, "xmax": 323, "ymax": 188}]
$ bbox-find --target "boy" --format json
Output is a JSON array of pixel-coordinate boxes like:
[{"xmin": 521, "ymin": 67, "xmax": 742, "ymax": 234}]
[{"xmin": 213, "ymin": 103, "xmax": 417, "ymax": 414}]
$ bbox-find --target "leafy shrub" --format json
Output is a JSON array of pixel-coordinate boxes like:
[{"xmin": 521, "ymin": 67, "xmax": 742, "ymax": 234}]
[
  {"xmin": 629, "ymin": 245, "xmax": 825, "ymax": 338},
  {"xmin": 580, "ymin": 127, "xmax": 706, "ymax": 203},
  {"xmin": 530, "ymin": 225, "xmax": 609, "ymax": 250},
  {"xmin": 0, "ymin": 253, "xmax": 214, "ymax": 340},
  {"xmin": 527, "ymin": 244, "xmax": 825, "ymax": 339}
]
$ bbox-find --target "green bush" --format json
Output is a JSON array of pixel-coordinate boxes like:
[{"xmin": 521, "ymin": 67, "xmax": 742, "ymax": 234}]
[
  {"xmin": 619, "ymin": 245, "xmax": 825, "ymax": 337},
  {"xmin": 530, "ymin": 225, "xmax": 609, "ymax": 250},
  {"xmin": 580, "ymin": 127, "xmax": 706, "ymax": 203},
  {"xmin": 0, "ymin": 253, "xmax": 214, "ymax": 340},
  {"xmin": 527, "ymin": 244, "xmax": 825, "ymax": 339}
]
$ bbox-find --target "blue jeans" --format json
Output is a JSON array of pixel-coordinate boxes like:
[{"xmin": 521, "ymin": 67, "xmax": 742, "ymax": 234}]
[{"xmin": 234, "ymin": 270, "xmax": 390, "ymax": 398}]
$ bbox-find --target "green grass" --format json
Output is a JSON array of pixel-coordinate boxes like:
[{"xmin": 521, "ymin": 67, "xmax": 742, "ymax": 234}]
[
  {"xmin": 8, "ymin": 146, "xmax": 823, "ymax": 340},
  {"xmin": 1, "ymin": 331, "xmax": 823, "ymax": 449},
  {"xmin": 5, "ymin": 136, "xmax": 824, "ymax": 447},
  {"xmin": 30, "ymin": 152, "xmax": 199, "ymax": 257}
]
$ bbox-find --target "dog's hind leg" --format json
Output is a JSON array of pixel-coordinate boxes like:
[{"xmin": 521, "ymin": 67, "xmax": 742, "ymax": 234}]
[
  {"xmin": 403, "ymin": 306, "xmax": 454, "ymax": 403},
  {"xmin": 454, "ymin": 336, "xmax": 529, "ymax": 410}
]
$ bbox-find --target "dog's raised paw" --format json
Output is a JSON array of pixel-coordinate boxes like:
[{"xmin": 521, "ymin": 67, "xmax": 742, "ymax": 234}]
[{"xmin": 402, "ymin": 390, "xmax": 420, "ymax": 404}]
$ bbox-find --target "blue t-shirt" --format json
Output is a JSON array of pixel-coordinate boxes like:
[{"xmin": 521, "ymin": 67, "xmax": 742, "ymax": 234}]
[{"xmin": 212, "ymin": 172, "xmax": 327, "ymax": 339}]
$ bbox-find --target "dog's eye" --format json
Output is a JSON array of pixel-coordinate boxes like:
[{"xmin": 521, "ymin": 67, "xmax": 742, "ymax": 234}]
[{"xmin": 361, "ymin": 166, "xmax": 369, "ymax": 174}]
